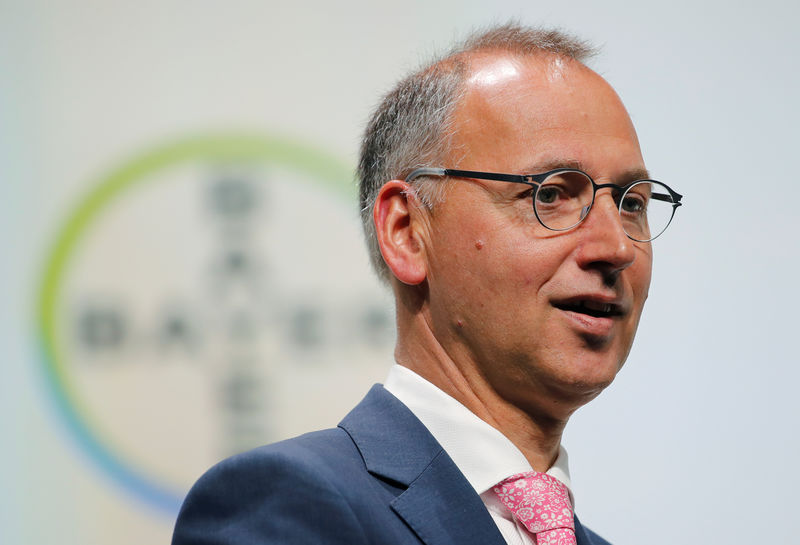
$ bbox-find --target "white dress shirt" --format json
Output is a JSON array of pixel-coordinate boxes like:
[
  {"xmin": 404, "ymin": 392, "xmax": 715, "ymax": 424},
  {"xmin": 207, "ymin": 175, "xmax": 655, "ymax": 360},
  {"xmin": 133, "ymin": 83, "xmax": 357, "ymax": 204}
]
[{"xmin": 384, "ymin": 364, "xmax": 573, "ymax": 545}]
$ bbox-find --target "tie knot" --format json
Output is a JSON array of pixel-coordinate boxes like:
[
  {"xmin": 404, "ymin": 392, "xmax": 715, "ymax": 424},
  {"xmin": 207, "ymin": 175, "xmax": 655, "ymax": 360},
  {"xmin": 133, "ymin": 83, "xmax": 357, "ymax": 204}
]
[{"xmin": 493, "ymin": 471, "xmax": 575, "ymax": 538}]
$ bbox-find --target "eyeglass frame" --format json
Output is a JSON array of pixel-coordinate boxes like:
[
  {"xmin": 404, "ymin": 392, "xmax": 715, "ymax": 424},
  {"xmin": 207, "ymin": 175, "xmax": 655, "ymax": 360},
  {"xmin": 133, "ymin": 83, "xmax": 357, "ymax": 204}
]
[{"xmin": 404, "ymin": 167, "xmax": 683, "ymax": 242}]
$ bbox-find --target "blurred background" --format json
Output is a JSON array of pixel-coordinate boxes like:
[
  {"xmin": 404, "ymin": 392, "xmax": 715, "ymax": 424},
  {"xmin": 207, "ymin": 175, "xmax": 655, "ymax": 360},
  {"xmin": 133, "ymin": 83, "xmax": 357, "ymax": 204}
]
[{"xmin": 1, "ymin": 1, "xmax": 798, "ymax": 543}]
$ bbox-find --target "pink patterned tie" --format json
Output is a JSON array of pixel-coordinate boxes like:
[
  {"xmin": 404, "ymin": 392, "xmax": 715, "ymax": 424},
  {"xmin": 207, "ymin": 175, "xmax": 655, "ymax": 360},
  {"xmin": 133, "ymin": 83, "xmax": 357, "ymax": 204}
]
[{"xmin": 493, "ymin": 472, "xmax": 576, "ymax": 545}]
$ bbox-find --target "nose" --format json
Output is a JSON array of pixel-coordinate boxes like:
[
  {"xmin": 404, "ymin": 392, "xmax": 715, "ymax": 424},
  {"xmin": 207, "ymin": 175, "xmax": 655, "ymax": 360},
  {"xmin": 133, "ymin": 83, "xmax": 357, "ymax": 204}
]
[{"xmin": 573, "ymin": 191, "xmax": 637, "ymax": 284}]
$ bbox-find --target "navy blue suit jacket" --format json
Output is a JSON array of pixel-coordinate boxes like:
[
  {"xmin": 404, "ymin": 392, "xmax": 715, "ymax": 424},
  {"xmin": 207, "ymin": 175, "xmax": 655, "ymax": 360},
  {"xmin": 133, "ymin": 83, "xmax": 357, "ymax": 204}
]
[{"xmin": 173, "ymin": 384, "xmax": 611, "ymax": 545}]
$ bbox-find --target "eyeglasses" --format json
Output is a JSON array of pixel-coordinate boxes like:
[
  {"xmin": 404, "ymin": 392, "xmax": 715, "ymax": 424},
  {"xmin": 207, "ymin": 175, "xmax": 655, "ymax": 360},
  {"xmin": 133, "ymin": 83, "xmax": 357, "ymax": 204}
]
[{"xmin": 405, "ymin": 167, "xmax": 683, "ymax": 242}]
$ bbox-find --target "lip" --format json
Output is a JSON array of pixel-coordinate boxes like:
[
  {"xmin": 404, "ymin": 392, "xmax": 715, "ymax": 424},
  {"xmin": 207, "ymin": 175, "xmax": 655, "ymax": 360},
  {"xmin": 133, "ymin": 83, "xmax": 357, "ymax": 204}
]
[
  {"xmin": 558, "ymin": 308, "xmax": 616, "ymax": 338},
  {"xmin": 550, "ymin": 294, "xmax": 629, "ymax": 338}
]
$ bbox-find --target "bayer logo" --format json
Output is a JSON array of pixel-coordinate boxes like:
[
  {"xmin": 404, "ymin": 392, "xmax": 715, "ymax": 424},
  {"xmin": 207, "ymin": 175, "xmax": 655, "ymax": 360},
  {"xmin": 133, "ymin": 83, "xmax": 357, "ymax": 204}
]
[{"xmin": 38, "ymin": 134, "xmax": 395, "ymax": 512}]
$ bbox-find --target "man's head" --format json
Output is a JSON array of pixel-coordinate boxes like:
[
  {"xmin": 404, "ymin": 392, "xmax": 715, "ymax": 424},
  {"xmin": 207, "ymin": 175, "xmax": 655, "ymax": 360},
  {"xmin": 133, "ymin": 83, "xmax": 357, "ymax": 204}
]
[
  {"xmin": 358, "ymin": 25, "xmax": 595, "ymax": 283},
  {"xmin": 359, "ymin": 24, "xmax": 657, "ymax": 417}
]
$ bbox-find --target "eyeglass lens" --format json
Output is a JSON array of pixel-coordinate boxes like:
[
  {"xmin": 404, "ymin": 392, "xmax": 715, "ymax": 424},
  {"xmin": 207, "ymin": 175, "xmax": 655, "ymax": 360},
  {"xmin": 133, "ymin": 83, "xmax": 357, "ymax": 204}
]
[{"xmin": 534, "ymin": 171, "xmax": 676, "ymax": 242}]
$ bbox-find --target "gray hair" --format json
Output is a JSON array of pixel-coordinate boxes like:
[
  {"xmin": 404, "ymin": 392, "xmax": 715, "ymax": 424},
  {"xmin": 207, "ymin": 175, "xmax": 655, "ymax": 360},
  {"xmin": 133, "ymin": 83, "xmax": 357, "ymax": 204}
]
[{"xmin": 357, "ymin": 23, "xmax": 596, "ymax": 283}]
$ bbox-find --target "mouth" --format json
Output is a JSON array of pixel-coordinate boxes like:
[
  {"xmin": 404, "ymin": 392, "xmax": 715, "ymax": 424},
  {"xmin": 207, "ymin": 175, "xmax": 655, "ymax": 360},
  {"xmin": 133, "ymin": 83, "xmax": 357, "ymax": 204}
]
[{"xmin": 552, "ymin": 298, "xmax": 626, "ymax": 319}]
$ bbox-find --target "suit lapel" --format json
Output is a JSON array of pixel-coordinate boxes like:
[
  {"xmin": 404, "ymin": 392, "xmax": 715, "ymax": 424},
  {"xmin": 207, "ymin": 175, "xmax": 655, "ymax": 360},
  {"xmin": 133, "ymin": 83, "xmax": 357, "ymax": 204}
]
[
  {"xmin": 340, "ymin": 385, "xmax": 505, "ymax": 545},
  {"xmin": 390, "ymin": 449, "xmax": 506, "ymax": 545}
]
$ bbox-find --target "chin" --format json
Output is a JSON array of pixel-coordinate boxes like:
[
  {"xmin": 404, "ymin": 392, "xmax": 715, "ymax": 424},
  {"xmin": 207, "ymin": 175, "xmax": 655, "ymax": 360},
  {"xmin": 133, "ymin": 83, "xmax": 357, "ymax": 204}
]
[
  {"xmin": 546, "ymin": 350, "xmax": 626, "ymax": 402},
  {"xmin": 499, "ymin": 350, "xmax": 623, "ymax": 416}
]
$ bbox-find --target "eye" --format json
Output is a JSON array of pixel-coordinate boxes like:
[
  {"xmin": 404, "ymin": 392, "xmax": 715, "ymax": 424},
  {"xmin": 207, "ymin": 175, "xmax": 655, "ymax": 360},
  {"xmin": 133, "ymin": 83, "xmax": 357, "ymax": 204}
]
[
  {"xmin": 620, "ymin": 193, "xmax": 647, "ymax": 215},
  {"xmin": 535, "ymin": 185, "xmax": 563, "ymax": 204}
]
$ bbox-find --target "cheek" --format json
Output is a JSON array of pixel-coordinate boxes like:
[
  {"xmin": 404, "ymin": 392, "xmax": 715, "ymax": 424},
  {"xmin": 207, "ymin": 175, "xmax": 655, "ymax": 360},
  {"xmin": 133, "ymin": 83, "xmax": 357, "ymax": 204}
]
[
  {"xmin": 508, "ymin": 238, "xmax": 568, "ymax": 292},
  {"xmin": 632, "ymin": 248, "xmax": 653, "ymax": 301}
]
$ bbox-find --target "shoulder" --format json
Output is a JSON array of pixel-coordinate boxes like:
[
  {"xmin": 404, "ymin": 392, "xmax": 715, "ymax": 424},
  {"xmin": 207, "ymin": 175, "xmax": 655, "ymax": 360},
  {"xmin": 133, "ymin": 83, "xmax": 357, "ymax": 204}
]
[
  {"xmin": 583, "ymin": 528, "xmax": 612, "ymax": 545},
  {"xmin": 172, "ymin": 428, "xmax": 371, "ymax": 545},
  {"xmin": 575, "ymin": 515, "xmax": 613, "ymax": 545}
]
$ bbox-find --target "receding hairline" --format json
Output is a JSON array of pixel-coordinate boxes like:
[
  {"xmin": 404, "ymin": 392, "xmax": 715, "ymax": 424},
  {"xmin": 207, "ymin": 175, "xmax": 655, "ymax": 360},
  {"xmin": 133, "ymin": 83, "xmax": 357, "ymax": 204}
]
[
  {"xmin": 420, "ymin": 42, "xmax": 596, "ymax": 86},
  {"xmin": 453, "ymin": 24, "xmax": 596, "ymax": 60},
  {"xmin": 410, "ymin": 24, "xmax": 597, "ymax": 99},
  {"xmin": 415, "ymin": 44, "xmax": 602, "ymax": 144}
]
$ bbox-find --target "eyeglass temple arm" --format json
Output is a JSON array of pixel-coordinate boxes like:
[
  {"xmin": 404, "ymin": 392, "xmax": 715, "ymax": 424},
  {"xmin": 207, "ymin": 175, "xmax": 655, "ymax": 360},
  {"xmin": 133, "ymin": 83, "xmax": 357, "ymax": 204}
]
[
  {"xmin": 444, "ymin": 169, "xmax": 531, "ymax": 184},
  {"xmin": 405, "ymin": 168, "xmax": 445, "ymax": 182},
  {"xmin": 652, "ymin": 188, "xmax": 683, "ymax": 207},
  {"xmin": 601, "ymin": 181, "xmax": 682, "ymax": 207},
  {"xmin": 405, "ymin": 167, "xmax": 531, "ymax": 185}
]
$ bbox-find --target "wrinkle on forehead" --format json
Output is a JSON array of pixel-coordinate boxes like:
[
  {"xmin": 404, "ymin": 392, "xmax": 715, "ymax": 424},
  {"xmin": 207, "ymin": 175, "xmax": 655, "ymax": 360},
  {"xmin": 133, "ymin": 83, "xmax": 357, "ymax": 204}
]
[{"xmin": 447, "ymin": 52, "xmax": 644, "ymax": 174}]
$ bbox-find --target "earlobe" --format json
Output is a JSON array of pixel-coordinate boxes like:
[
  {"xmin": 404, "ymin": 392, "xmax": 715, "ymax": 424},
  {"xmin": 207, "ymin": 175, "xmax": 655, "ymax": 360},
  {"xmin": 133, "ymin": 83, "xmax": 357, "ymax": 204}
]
[{"xmin": 373, "ymin": 180, "xmax": 428, "ymax": 285}]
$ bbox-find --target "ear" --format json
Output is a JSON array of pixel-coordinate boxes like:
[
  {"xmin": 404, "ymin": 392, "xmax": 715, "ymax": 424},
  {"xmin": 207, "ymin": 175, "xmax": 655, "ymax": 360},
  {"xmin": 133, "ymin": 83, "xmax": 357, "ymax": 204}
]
[{"xmin": 373, "ymin": 180, "xmax": 428, "ymax": 285}]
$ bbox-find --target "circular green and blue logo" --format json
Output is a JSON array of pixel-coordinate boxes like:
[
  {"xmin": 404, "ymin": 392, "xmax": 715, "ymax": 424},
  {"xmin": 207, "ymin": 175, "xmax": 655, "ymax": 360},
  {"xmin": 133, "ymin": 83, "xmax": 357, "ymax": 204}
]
[{"xmin": 37, "ymin": 133, "xmax": 394, "ymax": 513}]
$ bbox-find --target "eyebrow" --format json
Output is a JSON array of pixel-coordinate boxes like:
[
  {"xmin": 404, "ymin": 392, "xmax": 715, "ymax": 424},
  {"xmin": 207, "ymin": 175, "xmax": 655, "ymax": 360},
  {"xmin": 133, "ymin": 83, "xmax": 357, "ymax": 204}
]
[{"xmin": 520, "ymin": 159, "xmax": 652, "ymax": 183}]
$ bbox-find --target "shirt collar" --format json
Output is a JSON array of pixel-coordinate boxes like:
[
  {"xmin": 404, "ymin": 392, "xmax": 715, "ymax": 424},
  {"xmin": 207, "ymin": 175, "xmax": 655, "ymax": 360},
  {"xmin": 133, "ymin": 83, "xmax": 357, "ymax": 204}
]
[{"xmin": 384, "ymin": 364, "xmax": 572, "ymax": 497}]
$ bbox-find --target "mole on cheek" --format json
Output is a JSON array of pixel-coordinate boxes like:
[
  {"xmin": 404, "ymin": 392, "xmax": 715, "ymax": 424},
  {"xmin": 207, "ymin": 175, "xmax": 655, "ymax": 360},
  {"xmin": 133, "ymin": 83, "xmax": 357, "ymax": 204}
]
[{"xmin": 474, "ymin": 240, "xmax": 484, "ymax": 250}]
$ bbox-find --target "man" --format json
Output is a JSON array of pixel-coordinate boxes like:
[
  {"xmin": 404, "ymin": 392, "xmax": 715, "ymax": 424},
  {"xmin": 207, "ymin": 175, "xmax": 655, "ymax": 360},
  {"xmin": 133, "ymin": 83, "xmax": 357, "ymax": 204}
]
[{"xmin": 173, "ymin": 23, "xmax": 681, "ymax": 545}]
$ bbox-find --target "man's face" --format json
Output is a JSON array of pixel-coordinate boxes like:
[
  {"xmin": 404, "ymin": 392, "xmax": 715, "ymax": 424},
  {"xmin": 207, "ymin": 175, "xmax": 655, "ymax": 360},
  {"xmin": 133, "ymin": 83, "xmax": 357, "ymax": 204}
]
[{"xmin": 420, "ymin": 53, "xmax": 652, "ymax": 415}]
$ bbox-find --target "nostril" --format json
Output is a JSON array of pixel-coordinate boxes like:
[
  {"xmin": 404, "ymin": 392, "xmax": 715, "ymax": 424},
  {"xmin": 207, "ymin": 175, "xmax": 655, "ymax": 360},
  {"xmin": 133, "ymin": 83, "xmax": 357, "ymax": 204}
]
[{"xmin": 602, "ymin": 269, "xmax": 621, "ymax": 288}]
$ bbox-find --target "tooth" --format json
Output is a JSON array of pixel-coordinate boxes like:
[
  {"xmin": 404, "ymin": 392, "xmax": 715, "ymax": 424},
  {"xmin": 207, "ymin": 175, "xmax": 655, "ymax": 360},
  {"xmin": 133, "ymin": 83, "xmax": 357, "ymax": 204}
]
[{"xmin": 580, "ymin": 300, "xmax": 613, "ymax": 314}]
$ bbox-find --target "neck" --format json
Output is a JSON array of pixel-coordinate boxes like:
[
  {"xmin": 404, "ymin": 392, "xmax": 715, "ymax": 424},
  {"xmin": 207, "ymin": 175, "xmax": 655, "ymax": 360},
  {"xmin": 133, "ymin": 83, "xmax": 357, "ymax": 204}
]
[{"xmin": 394, "ymin": 294, "xmax": 576, "ymax": 472}]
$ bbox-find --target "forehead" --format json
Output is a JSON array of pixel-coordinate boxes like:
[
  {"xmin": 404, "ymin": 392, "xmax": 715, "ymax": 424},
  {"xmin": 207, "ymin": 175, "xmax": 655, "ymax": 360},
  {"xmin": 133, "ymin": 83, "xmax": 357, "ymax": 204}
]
[{"xmin": 445, "ymin": 51, "xmax": 644, "ymax": 175}]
